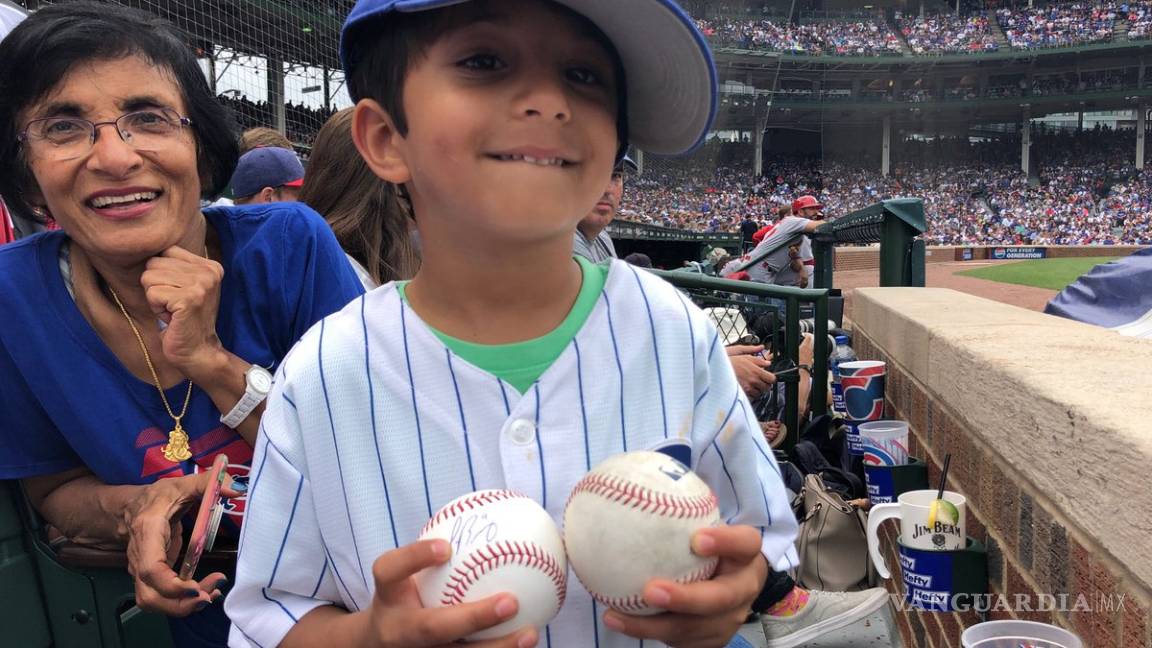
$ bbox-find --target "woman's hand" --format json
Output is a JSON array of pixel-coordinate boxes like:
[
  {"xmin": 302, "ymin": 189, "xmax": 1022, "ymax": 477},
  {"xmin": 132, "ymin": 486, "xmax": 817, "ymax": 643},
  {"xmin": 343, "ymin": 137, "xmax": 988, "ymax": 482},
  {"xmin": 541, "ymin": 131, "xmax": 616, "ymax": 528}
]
[
  {"xmin": 124, "ymin": 472, "xmax": 244, "ymax": 616},
  {"xmin": 284, "ymin": 540, "xmax": 537, "ymax": 648},
  {"xmin": 140, "ymin": 245, "xmax": 228, "ymax": 381},
  {"xmin": 602, "ymin": 526, "xmax": 769, "ymax": 648}
]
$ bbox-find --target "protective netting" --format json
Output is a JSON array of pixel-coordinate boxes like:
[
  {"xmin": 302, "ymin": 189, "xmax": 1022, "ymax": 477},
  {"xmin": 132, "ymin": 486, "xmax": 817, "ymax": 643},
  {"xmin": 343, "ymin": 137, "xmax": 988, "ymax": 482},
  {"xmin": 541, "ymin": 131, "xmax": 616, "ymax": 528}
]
[
  {"xmin": 17, "ymin": 0, "xmax": 356, "ymax": 153},
  {"xmin": 628, "ymin": 139, "xmax": 766, "ymax": 233}
]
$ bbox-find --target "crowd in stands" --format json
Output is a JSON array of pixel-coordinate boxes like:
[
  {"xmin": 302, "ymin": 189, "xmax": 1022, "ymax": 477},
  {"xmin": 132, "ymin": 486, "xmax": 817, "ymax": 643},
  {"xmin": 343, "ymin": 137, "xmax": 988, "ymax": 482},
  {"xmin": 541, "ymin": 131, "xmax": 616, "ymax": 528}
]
[
  {"xmin": 619, "ymin": 129, "xmax": 1152, "ymax": 246},
  {"xmin": 692, "ymin": 1, "xmax": 1152, "ymax": 56},
  {"xmin": 897, "ymin": 11, "xmax": 999, "ymax": 53},
  {"xmin": 216, "ymin": 94, "xmax": 334, "ymax": 150},
  {"xmin": 996, "ymin": 2, "xmax": 1117, "ymax": 48},
  {"xmin": 1125, "ymin": 0, "xmax": 1152, "ymax": 38},
  {"xmin": 695, "ymin": 15, "xmax": 903, "ymax": 56},
  {"xmin": 205, "ymin": 92, "xmax": 1149, "ymax": 248}
]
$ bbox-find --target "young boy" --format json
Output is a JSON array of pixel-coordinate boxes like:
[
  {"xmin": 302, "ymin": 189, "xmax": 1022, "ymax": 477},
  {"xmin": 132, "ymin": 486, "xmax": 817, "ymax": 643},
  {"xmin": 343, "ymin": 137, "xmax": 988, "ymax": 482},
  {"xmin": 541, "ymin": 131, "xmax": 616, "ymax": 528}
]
[{"xmin": 226, "ymin": 1, "xmax": 798, "ymax": 646}]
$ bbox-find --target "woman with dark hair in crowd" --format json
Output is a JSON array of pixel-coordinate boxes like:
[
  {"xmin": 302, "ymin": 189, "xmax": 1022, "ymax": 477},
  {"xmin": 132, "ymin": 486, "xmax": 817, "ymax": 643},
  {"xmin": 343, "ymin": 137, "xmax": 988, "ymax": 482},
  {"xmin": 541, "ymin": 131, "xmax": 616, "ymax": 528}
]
[
  {"xmin": 299, "ymin": 107, "xmax": 420, "ymax": 288},
  {"xmin": 0, "ymin": 3, "xmax": 363, "ymax": 645}
]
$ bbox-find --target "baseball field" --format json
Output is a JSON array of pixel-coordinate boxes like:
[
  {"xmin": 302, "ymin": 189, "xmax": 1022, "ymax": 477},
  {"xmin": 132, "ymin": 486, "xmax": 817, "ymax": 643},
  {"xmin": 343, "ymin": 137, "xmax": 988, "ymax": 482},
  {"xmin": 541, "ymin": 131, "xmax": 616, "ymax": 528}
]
[
  {"xmin": 834, "ymin": 255, "xmax": 1123, "ymax": 319},
  {"xmin": 954, "ymin": 257, "xmax": 1120, "ymax": 291}
]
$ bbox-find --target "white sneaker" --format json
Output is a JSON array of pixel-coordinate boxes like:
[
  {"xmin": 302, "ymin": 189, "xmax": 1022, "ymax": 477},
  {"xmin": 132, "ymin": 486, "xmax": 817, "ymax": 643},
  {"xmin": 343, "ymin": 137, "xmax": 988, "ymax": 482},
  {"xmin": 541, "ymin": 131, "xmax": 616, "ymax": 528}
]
[{"xmin": 760, "ymin": 588, "xmax": 890, "ymax": 648}]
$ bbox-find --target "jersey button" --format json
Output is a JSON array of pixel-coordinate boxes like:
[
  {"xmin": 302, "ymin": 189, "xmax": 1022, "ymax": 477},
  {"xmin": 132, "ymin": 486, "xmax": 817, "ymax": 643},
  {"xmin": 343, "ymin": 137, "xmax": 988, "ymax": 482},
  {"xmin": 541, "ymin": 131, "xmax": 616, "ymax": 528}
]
[{"xmin": 507, "ymin": 419, "xmax": 537, "ymax": 445}]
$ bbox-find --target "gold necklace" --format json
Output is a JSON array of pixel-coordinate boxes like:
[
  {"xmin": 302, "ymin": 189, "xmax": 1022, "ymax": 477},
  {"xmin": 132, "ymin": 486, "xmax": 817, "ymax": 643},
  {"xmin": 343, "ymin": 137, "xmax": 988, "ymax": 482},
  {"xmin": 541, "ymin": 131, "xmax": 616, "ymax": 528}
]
[
  {"xmin": 104, "ymin": 244, "xmax": 209, "ymax": 463},
  {"xmin": 108, "ymin": 286, "xmax": 194, "ymax": 462}
]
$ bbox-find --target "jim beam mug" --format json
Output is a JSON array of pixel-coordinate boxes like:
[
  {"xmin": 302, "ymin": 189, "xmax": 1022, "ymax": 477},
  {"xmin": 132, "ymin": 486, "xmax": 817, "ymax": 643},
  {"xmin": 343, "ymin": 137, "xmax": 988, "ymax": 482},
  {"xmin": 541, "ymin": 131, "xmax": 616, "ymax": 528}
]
[{"xmin": 866, "ymin": 489, "xmax": 967, "ymax": 579}]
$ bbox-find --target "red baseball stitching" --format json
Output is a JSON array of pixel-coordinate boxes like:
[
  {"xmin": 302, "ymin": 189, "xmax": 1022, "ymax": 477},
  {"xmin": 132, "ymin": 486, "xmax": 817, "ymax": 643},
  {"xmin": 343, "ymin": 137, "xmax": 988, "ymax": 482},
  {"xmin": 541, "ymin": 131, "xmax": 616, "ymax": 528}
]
[
  {"xmin": 583, "ymin": 560, "xmax": 719, "ymax": 613},
  {"xmin": 421, "ymin": 490, "xmax": 524, "ymax": 536},
  {"xmin": 567, "ymin": 473, "xmax": 719, "ymax": 519},
  {"xmin": 439, "ymin": 541, "xmax": 567, "ymax": 608}
]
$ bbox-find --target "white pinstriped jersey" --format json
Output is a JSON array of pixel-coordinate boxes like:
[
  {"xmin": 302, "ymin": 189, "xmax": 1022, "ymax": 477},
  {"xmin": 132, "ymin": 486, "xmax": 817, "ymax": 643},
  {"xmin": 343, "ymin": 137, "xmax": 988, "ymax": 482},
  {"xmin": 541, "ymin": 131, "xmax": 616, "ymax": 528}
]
[{"xmin": 226, "ymin": 260, "xmax": 799, "ymax": 648}]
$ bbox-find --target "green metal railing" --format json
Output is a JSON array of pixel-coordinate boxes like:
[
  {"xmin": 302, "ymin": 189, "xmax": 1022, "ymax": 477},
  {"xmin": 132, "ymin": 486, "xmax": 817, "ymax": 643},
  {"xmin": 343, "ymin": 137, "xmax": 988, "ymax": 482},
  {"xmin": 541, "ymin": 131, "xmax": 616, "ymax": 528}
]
[
  {"xmin": 649, "ymin": 270, "xmax": 830, "ymax": 450},
  {"xmin": 810, "ymin": 197, "xmax": 927, "ymax": 290},
  {"xmin": 655, "ymin": 198, "xmax": 927, "ymax": 447}
]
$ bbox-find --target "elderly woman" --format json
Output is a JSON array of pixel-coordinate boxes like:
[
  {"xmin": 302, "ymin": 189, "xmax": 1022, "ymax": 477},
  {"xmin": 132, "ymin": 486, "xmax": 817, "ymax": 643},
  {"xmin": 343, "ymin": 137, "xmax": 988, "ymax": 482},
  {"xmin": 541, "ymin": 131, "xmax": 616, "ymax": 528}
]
[{"xmin": 0, "ymin": 3, "xmax": 363, "ymax": 646}]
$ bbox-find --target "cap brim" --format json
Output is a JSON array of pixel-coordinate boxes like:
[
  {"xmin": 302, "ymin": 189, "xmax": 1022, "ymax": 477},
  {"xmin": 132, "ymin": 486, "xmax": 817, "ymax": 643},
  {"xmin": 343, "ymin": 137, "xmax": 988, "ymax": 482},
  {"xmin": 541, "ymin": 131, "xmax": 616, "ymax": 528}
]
[
  {"xmin": 342, "ymin": 0, "xmax": 716, "ymax": 156},
  {"xmin": 558, "ymin": 0, "xmax": 716, "ymax": 155},
  {"xmin": 616, "ymin": 154, "xmax": 639, "ymax": 172},
  {"xmin": 283, "ymin": 177, "xmax": 305, "ymax": 188}
]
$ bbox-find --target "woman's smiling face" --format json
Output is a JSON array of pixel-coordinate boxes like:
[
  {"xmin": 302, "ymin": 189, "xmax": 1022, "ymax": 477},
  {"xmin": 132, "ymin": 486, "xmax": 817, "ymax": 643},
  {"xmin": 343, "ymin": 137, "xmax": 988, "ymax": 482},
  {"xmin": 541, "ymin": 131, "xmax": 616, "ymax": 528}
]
[{"xmin": 20, "ymin": 55, "xmax": 204, "ymax": 263}]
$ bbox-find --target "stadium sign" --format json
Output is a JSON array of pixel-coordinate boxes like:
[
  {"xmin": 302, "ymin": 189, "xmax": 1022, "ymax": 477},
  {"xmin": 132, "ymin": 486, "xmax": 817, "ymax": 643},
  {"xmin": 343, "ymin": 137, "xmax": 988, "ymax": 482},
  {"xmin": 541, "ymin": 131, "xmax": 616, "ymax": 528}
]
[{"xmin": 991, "ymin": 247, "xmax": 1047, "ymax": 260}]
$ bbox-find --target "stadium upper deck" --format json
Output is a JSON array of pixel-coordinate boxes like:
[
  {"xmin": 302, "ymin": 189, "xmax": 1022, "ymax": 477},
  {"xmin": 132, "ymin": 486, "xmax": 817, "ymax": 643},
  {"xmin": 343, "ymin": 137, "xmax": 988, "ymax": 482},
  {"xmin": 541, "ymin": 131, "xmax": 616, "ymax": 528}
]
[{"xmin": 697, "ymin": 1, "xmax": 1152, "ymax": 59}]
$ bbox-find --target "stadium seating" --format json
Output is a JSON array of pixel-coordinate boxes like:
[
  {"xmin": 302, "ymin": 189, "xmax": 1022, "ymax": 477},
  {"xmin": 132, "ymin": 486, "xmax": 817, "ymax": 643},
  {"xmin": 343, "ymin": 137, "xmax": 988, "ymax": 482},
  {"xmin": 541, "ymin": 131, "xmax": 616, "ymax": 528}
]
[{"xmin": 624, "ymin": 129, "xmax": 1152, "ymax": 246}]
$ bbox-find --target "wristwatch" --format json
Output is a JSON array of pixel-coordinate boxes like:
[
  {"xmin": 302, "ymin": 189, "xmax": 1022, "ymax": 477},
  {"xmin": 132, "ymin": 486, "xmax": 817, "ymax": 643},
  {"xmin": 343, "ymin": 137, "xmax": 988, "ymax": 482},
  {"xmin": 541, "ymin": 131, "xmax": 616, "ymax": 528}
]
[{"xmin": 220, "ymin": 365, "xmax": 273, "ymax": 428}]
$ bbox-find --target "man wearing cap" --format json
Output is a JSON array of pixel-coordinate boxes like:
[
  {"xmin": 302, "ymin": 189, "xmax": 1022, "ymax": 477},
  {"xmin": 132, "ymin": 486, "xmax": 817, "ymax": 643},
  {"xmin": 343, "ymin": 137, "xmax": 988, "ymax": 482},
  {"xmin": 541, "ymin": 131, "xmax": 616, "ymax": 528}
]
[
  {"xmin": 792, "ymin": 195, "xmax": 823, "ymax": 276},
  {"xmin": 230, "ymin": 147, "xmax": 305, "ymax": 205},
  {"xmin": 744, "ymin": 194, "xmax": 827, "ymax": 287},
  {"xmin": 572, "ymin": 155, "xmax": 636, "ymax": 263}
]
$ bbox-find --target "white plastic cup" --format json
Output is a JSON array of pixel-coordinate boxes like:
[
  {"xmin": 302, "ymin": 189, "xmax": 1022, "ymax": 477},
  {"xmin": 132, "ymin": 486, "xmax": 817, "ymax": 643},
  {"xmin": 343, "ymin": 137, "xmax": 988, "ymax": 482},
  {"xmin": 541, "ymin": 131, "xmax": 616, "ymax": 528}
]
[
  {"xmin": 867, "ymin": 489, "xmax": 967, "ymax": 578},
  {"xmin": 960, "ymin": 620, "xmax": 1083, "ymax": 648},
  {"xmin": 858, "ymin": 420, "xmax": 910, "ymax": 466}
]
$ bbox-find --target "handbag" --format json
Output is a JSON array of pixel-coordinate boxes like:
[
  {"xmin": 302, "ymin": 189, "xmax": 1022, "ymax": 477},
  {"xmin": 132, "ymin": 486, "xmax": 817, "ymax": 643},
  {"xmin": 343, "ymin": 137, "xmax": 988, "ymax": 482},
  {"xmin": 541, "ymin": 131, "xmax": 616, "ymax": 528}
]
[{"xmin": 793, "ymin": 472, "xmax": 875, "ymax": 592}]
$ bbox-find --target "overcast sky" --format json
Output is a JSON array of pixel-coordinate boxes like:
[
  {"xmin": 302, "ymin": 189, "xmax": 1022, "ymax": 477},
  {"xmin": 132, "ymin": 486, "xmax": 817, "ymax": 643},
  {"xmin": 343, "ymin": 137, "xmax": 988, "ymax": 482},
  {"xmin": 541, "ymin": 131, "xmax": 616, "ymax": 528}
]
[{"xmin": 198, "ymin": 48, "xmax": 355, "ymax": 109}]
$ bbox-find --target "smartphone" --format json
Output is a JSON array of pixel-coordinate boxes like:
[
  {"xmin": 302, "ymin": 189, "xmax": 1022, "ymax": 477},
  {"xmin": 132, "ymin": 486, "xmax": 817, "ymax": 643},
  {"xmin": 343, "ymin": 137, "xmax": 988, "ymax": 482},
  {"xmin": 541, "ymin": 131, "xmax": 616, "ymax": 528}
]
[{"xmin": 178, "ymin": 453, "xmax": 228, "ymax": 581}]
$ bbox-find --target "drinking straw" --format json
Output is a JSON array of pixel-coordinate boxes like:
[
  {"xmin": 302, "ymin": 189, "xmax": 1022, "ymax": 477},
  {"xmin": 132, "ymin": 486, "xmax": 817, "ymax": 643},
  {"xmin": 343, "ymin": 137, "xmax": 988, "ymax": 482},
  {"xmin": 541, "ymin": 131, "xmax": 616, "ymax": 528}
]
[
  {"xmin": 936, "ymin": 453, "xmax": 952, "ymax": 500},
  {"xmin": 927, "ymin": 453, "xmax": 953, "ymax": 527}
]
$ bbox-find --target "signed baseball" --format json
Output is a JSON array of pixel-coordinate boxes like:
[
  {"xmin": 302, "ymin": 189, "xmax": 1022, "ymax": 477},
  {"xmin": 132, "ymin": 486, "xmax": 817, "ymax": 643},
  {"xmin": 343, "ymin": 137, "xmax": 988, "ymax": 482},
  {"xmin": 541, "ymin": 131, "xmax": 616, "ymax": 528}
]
[
  {"xmin": 563, "ymin": 451, "xmax": 721, "ymax": 615},
  {"xmin": 415, "ymin": 490, "xmax": 567, "ymax": 640}
]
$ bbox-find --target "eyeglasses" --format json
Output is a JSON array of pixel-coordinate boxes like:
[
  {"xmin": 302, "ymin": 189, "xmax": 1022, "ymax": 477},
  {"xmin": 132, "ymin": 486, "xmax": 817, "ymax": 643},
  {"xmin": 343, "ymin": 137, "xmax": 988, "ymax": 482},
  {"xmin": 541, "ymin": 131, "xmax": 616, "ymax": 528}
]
[{"xmin": 18, "ymin": 108, "xmax": 193, "ymax": 161}]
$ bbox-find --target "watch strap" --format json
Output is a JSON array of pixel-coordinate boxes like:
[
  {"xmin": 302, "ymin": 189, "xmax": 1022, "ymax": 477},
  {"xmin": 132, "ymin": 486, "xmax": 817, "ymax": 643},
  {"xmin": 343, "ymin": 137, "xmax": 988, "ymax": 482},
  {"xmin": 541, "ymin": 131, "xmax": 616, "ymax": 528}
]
[{"xmin": 220, "ymin": 365, "xmax": 271, "ymax": 428}]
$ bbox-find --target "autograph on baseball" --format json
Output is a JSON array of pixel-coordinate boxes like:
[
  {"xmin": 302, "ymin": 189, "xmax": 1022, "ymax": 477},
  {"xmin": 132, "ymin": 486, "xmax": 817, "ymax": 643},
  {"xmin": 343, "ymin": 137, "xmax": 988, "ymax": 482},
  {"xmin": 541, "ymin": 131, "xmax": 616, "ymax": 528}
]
[{"xmin": 450, "ymin": 513, "xmax": 499, "ymax": 555}]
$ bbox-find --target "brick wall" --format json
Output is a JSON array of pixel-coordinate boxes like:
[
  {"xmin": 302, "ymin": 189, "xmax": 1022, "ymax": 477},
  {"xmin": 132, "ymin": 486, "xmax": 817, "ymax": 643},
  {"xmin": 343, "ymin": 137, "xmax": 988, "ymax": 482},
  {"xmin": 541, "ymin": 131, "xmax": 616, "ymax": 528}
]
[
  {"xmin": 833, "ymin": 247, "xmax": 958, "ymax": 273},
  {"xmin": 853, "ymin": 329, "xmax": 1152, "ymax": 648}
]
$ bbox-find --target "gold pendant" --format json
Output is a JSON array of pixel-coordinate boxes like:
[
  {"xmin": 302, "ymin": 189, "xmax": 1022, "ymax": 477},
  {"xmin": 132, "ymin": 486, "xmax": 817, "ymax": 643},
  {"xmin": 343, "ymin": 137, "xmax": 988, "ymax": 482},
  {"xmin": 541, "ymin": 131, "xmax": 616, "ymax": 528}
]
[{"xmin": 162, "ymin": 424, "xmax": 193, "ymax": 462}]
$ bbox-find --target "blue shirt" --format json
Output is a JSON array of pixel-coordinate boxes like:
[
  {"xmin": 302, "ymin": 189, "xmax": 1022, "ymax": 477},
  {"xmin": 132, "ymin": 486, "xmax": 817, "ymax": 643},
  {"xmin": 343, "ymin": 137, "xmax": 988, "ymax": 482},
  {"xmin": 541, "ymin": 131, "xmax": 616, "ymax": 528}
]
[
  {"xmin": 0, "ymin": 202, "xmax": 363, "ymax": 482},
  {"xmin": 0, "ymin": 202, "xmax": 364, "ymax": 645}
]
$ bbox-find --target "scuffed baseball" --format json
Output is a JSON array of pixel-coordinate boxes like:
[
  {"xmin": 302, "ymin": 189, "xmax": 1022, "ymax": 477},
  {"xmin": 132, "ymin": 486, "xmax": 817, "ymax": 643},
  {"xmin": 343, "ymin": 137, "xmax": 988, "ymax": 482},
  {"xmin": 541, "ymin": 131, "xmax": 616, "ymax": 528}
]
[
  {"xmin": 563, "ymin": 451, "xmax": 721, "ymax": 615},
  {"xmin": 415, "ymin": 490, "xmax": 567, "ymax": 640}
]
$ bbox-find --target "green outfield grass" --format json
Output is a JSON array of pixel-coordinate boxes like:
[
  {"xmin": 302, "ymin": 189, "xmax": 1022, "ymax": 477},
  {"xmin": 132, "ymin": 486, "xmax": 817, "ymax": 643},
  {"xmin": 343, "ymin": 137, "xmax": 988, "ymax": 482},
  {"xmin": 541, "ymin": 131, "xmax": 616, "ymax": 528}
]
[{"xmin": 957, "ymin": 256, "xmax": 1122, "ymax": 291}]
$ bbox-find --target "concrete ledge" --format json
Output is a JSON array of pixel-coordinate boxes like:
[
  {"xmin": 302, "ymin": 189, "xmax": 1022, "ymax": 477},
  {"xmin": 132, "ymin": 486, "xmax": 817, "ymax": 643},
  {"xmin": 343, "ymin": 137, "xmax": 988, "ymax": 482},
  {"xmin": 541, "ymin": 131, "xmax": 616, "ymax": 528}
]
[{"xmin": 854, "ymin": 287, "xmax": 1152, "ymax": 593}]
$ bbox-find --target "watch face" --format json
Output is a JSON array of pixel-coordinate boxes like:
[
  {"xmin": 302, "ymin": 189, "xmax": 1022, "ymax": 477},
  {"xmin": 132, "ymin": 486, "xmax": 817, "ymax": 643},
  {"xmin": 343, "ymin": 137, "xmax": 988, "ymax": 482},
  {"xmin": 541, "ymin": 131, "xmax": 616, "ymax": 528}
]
[{"xmin": 249, "ymin": 367, "xmax": 273, "ymax": 393}]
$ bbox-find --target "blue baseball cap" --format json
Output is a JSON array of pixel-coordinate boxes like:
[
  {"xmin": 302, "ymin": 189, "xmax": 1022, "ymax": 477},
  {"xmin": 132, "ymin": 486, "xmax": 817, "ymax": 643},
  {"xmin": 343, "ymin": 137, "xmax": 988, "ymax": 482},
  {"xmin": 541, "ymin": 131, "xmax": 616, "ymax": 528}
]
[
  {"xmin": 339, "ymin": 0, "xmax": 717, "ymax": 155},
  {"xmin": 230, "ymin": 147, "xmax": 305, "ymax": 198}
]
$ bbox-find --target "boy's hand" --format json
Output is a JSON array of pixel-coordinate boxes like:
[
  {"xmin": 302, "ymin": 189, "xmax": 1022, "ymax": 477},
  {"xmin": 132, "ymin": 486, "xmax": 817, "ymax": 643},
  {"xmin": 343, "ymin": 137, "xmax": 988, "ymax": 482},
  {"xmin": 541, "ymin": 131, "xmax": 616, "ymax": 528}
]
[
  {"xmin": 362, "ymin": 539, "xmax": 538, "ymax": 648},
  {"xmin": 601, "ymin": 526, "xmax": 768, "ymax": 648}
]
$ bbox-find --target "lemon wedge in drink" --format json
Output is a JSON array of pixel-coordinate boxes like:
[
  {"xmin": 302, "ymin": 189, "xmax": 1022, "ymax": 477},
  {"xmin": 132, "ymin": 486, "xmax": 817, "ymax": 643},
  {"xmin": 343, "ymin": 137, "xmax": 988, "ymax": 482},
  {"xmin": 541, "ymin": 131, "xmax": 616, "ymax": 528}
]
[{"xmin": 927, "ymin": 499, "xmax": 960, "ymax": 528}]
